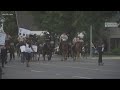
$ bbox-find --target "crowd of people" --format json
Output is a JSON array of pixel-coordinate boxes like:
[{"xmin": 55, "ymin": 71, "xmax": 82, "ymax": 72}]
[{"xmin": 0, "ymin": 32, "xmax": 105, "ymax": 70}]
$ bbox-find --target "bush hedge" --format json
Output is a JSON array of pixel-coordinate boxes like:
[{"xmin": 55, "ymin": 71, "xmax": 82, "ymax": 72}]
[{"xmin": 111, "ymin": 48, "xmax": 120, "ymax": 55}]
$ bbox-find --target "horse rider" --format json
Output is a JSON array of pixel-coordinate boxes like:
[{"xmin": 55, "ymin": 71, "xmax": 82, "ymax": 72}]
[
  {"xmin": 60, "ymin": 33, "xmax": 68, "ymax": 42},
  {"xmin": 44, "ymin": 33, "xmax": 51, "ymax": 43},
  {"xmin": 59, "ymin": 33, "xmax": 68, "ymax": 50},
  {"xmin": 72, "ymin": 36, "xmax": 81, "ymax": 46}
]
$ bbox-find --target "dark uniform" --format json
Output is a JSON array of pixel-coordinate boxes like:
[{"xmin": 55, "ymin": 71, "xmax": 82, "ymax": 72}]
[
  {"xmin": 1, "ymin": 47, "xmax": 8, "ymax": 67},
  {"xmin": 97, "ymin": 44, "xmax": 104, "ymax": 66},
  {"xmin": 9, "ymin": 44, "xmax": 15, "ymax": 61},
  {"xmin": 0, "ymin": 66, "xmax": 2, "ymax": 79}
]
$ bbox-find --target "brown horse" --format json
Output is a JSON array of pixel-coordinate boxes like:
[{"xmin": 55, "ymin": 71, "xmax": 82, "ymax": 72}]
[
  {"xmin": 60, "ymin": 41, "xmax": 69, "ymax": 61},
  {"xmin": 72, "ymin": 42, "xmax": 83, "ymax": 61}
]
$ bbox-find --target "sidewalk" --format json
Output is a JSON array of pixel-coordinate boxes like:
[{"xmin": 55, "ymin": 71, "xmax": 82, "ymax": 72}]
[{"xmin": 88, "ymin": 56, "xmax": 120, "ymax": 60}]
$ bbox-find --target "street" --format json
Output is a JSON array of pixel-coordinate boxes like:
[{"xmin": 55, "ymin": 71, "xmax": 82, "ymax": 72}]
[{"xmin": 1, "ymin": 54, "xmax": 120, "ymax": 79}]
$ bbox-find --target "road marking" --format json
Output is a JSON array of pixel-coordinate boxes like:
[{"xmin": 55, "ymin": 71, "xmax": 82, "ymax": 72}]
[
  {"xmin": 72, "ymin": 76, "xmax": 92, "ymax": 79},
  {"xmin": 31, "ymin": 70, "xmax": 45, "ymax": 72}
]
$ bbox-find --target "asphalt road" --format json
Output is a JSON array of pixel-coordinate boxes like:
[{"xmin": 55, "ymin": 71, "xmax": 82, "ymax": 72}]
[{"xmin": 1, "ymin": 54, "xmax": 120, "ymax": 79}]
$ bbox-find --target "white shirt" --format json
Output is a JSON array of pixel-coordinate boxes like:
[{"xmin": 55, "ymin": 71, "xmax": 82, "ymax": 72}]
[
  {"xmin": 20, "ymin": 45, "xmax": 26, "ymax": 52},
  {"xmin": 73, "ymin": 37, "xmax": 81, "ymax": 44},
  {"xmin": 25, "ymin": 44, "xmax": 33, "ymax": 53},
  {"xmin": 60, "ymin": 34, "xmax": 68, "ymax": 41},
  {"xmin": 32, "ymin": 45, "xmax": 37, "ymax": 52}
]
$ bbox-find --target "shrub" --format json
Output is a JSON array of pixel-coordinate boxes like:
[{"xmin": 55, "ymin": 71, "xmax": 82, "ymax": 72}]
[{"xmin": 111, "ymin": 48, "xmax": 120, "ymax": 55}]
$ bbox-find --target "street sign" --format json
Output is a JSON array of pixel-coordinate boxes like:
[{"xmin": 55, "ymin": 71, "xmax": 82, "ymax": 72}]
[{"xmin": 105, "ymin": 22, "xmax": 119, "ymax": 27}]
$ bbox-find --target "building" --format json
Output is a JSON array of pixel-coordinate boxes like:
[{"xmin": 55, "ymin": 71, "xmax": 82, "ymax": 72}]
[
  {"xmin": 106, "ymin": 12, "xmax": 120, "ymax": 52},
  {"xmin": 18, "ymin": 28, "xmax": 49, "ymax": 37}
]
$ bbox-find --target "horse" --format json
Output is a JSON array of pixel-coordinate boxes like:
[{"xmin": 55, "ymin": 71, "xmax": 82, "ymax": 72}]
[
  {"xmin": 60, "ymin": 41, "xmax": 69, "ymax": 61},
  {"xmin": 72, "ymin": 41, "xmax": 83, "ymax": 61},
  {"xmin": 67, "ymin": 43, "xmax": 72, "ymax": 58},
  {"xmin": 42, "ymin": 42, "xmax": 53, "ymax": 61},
  {"xmin": 37, "ymin": 43, "xmax": 43, "ymax": 61}
]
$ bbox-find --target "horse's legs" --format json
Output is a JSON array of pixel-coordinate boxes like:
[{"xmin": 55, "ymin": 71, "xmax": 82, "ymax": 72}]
[
  {"xmin": 47, "ymin": 52, "xmax": 52, "ymax": 61},
  {"xmin": 43, "ymin": 53, "xmax": 45, "ymax": 61},
  {"xmin": 61, "ymin": 52, "xmax": 64, "ymax": 61},
  {"xmin": 73, "ymin": 52, "xmax": 75, "ymax": 60},
  {"xmin": 43, "ymin": 55, "xmax": 45, "ymax": 61},
  {"xmin": 65, "ymin": 52, "xmax": 67, "ymax": 61},
  {"xmin": 35, "ymin": 53, "xmax": 37, "ymax": 61},
  {"xmin": 85, "ymin": 52, "xmax": 87, "ymax": 59},
  {"xmin": 82, "ymin": 52, "xmax": 85, "ymax": 59},
  {"xmin": 77, "ymin": 51, "xmax": 80, "ymax": 60}
]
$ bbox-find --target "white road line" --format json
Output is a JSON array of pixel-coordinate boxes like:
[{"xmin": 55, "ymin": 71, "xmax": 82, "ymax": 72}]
[
  {"xmin": 31, "ymin": 70, "xmax": 45, "ymax": 72},
  {"xmin": 72, "ymin": 76, "xmax": 92, "ymax": 79}
]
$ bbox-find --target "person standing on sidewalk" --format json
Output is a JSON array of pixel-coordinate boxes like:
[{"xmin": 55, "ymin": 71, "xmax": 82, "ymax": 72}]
[{"xmin": 97, "ymin": 41, "xmax": 104, "ymax": 66}]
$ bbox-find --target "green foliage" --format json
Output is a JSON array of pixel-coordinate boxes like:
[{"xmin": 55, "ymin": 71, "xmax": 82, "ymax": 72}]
[
  {"xmin": 111, "ymin": 48, "xmax": 120, "ymax": 55},
  {"xmin": 0, "ymin": 11, "xmax": 18, "ymax": 36},
  {"xmin": 30, "ymin": 11, "xmax": 117, "ymax": 42},
  {"xmin": 0, "ymin": 11, "xmax": 117, "ymax": 43}
]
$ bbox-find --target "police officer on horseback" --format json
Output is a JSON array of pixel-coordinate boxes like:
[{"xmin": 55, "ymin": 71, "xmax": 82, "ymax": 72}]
[
  {"xmin": 45, "ymin": 33, "xmax": 51, "ymax": 43},
  {"xmin": 59, "ymin": 33, "xmax": 68, "ymax": 50},
  {"xmin": 59, "ymin": 33, "xmax": 68, "ymax": 54},
  {"xmin": 60, "ymin": 33, "xmax": 68, "ymax": 42}
]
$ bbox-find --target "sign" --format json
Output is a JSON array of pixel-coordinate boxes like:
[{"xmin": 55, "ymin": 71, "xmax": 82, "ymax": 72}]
[
  {"xmin": 0, "ymin": 33, "xmax": 6, "ymax": 45},
  {"xmin": 20, "ymin": 45, "xmax": 26, "ymax": 52},
  {"xmin": 32, "ymin": 45, "xmax": 37, "ymax": 52},
  {"xmin": 105, "ymin": 22, "xmax": 119, "ymax": 27}
]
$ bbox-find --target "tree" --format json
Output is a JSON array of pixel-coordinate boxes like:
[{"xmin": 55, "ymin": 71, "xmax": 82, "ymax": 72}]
[
  {"xmin": 0, "ymin": 11, "xmax": 18, "ymax": 37},
  {"xmin": 30, "ymin": 11, "xmax": 117, "ymax": 42}
]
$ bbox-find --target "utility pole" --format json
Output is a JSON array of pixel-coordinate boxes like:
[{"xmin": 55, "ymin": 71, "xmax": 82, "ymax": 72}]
[
  {"xmin": 90, "ymin": 25, "xmax": 92, "ymax": 58},
  {"xmin": 15, "ymin": 11, "xmax": 19, "ymax": 30}
]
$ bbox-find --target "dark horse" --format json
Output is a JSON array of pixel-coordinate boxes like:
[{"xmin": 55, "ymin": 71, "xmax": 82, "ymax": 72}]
[
  {"xmin": 42, "ymin": 42, "xmax": 53, "ymax": 61},
  {"xmin": 60, "ymin": 41, "xmax": 69, "ymax": 61},
  {"xmin": 72, "ymin": 42, "xmax": 83, "ymax": 61}
]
